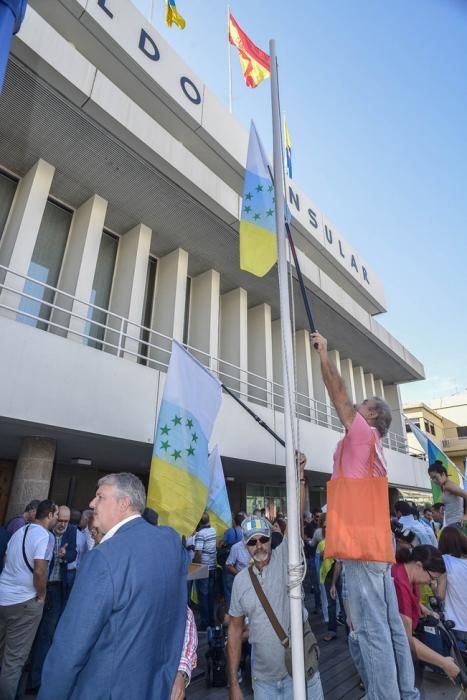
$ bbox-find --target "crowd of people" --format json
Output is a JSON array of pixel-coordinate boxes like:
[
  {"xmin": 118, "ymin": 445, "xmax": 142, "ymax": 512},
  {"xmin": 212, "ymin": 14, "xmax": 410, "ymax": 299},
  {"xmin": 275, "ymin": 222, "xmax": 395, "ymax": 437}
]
[{"xmin": 0, "ymin": 330, "xmax": 467, "ymax": 700}]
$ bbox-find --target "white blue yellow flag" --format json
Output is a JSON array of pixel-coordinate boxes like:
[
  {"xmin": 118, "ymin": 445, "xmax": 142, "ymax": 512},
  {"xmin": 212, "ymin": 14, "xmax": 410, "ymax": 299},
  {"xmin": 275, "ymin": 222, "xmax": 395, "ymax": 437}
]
[
  {"xmin": 239, "ymin": 122, "xmax": 277, "ymax": 277},
  {"xmin": 206, "ymin": 446, "xmax": 232, "ymax": 538},
  {"xmin": 147, "ymin": 341, "xmax": 222, "ymax": 536}
]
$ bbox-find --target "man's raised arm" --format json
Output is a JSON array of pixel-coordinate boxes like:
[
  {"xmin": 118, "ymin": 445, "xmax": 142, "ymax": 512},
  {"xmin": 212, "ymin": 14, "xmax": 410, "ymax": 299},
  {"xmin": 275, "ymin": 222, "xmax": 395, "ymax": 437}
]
[{"xmin": 310, "ymin": 331, "xmax": 355, "ymax": 430}]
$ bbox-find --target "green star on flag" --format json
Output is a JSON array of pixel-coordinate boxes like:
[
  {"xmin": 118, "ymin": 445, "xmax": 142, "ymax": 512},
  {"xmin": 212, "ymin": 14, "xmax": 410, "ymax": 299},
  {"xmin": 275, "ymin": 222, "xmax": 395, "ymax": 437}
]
[
  {"xmin": 187, "ymin": 446, "xmax": 195, "ymax": 456},
  {"xmin": 172, "ymin": 415, "xmax": 182, "ymax": 426},
  {"xmin": 192, "ymin": 432, "xmax": 198, "ymax": 442},
  {"xmin": 160, "ymin": 440, "xmax": 170, "ymax": 451},
  {"xmin": 171, "ymin": 449, "xmax": 182, "ymax": 461},
  {"xmin": 161, "ymin": 424, "xmax": 170, "ymax": 435},
  {"xmin": 186, "ymin": 419, "xmax": 193, "ymax": 429}
]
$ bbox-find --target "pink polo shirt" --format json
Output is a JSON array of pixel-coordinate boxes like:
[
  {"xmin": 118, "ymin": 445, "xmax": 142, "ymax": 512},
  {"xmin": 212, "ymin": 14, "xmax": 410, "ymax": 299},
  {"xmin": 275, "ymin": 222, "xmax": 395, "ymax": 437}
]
[{"xmin": 331, "ymin": 412, "xmax": 386, "ymax": 479}]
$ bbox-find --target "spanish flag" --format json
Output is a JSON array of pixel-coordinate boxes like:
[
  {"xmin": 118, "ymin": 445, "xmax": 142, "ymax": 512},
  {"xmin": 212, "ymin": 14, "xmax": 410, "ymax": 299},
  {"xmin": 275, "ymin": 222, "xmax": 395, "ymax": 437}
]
[
  {"xmin": 165, "ymin": 0, "xmax": 186, "ymax": 29},
  {"xmin": 228, "ymin": 13, "xmax": 270, "ymax": 88},
  {"xmin": 240, "ymin": 122, "xmax": 277, "ymax": 277}
]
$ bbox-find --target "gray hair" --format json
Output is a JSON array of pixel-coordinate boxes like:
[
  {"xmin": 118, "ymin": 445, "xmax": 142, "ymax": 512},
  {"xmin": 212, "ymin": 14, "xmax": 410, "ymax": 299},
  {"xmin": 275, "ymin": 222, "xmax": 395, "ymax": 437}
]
[
  {"xmin": 369, "ymin": 396, "xmax": 392, "ymax": 437},
  {"xmin": 97, "ymin": 473, "xmax": 146, "ymax": 514}
]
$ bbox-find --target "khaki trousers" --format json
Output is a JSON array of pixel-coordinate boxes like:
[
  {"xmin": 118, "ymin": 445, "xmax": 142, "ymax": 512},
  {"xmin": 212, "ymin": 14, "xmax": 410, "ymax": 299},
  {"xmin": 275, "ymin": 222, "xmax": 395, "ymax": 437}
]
[{"xmin": 0, "ymin": 596, "xmax": 44, "ymax": 700}]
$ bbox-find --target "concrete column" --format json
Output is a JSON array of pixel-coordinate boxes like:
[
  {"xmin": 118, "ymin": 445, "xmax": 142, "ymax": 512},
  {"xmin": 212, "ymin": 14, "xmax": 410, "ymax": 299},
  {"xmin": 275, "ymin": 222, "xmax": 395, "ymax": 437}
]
[
  {"xmin": 328, "ymin": 350, "xmax": 341, "ymax": 428},
  {"xmin": 340, "ymin": 358, "xmax": 356, "ymax": 403},
  {"xmin": 219, "ymin": 288, "xmax": 248, "ymax": 399},
  {"xmin": 364, "ymin": 372, "xmax": 376, "ymax": 398},
  {"xmin": 6, "ymin": 437, "xmax": 56, "ymax": 522},
  {"xmin": 384, "ymin": 383, "xmax": 405, "ymax": 439},
  {"xmin": 374, "ymin": 378, "xmax": 385, "ymax": 399},
  {"xmin": 272, "ymin": 319, "xmax": 283, "ymax": 410},
  {"xmin": 51, "ymin": 194, "xmax": 107, "ymax": 340},
  {"xmin": 188, "ymin": 269, "xmax": 220, "ymax": 371},
  {"xmin": 149, "ymin": 248, "xmax": 188, "ymax": 368},
  {"xmin": 353, "ymin": 365, "xmax": 366, "ymax": 403},
  {"xmin": 310, "ymin": 347, "xmax": 329, "ymax": 426},
  {"xmin": 295, "ymin": 329, "xmax": 314, "ymax": 420},
  {"xmin": 248, "ymin": 303, "xmax": 273, "ymax": 407},
  {"xmin": 0, "ymin": 160, "xmax": 55, "ymax": 314},
  {"xmin": 105, "ymin": 223, "xmax": 152, "ymax": 359}
]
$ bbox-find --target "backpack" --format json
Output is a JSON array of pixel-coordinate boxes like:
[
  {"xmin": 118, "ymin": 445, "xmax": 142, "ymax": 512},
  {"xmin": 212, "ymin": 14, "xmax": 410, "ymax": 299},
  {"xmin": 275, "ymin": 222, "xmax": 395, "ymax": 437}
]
[{"xmin": 217, "ymin": 527, "xmax": 242, "ymax": 567}]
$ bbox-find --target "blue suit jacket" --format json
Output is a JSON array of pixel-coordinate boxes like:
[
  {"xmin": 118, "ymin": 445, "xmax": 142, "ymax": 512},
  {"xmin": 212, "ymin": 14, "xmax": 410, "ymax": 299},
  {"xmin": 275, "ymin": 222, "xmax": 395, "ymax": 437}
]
[{"xmin": 38, "ymin": 517, "xmax": 189, "ymax": 700}]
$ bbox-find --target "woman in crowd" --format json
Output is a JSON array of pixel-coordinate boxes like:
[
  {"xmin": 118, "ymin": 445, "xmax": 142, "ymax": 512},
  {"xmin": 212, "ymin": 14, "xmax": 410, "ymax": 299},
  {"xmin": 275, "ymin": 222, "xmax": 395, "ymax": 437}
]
[
  {"xmin": 428, "ymin": 461, "xmax": 467, "ymax": 528},
  {"xmin": 392, "ymin": 545, "xmax": 460, "ymax": 683},
  {"xmin": 311, "ymin": 513, "xmax": 328, "ymax": 622},
  {"xmin": 437, "ymin": 526, "xmax": 467, "ymax": 647},
  {"xmin": 317, "ymin": 525, "xmax": 345, "ymax": 642}
]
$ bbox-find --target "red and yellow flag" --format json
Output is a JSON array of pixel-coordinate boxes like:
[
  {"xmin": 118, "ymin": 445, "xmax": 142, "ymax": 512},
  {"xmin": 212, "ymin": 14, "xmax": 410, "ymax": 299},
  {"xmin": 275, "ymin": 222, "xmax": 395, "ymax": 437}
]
[{"xmin": 228, "ymin": 13, "xmax": 270, "ymax": 88}]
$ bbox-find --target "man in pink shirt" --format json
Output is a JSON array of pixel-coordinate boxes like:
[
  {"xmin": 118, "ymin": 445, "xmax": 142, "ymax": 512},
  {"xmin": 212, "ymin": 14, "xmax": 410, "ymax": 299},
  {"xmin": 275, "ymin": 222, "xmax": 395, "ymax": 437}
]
[{"xmin": 311, "ymin": 331, "xmax": 419, "ymax": 700}]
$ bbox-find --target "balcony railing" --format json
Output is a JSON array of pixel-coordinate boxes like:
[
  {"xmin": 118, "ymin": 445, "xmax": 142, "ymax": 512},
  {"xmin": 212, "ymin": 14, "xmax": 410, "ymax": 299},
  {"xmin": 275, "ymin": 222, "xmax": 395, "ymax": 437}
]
[{"xmin": 0, "ymin": 264, "xmax": 410, "ymax": 454}]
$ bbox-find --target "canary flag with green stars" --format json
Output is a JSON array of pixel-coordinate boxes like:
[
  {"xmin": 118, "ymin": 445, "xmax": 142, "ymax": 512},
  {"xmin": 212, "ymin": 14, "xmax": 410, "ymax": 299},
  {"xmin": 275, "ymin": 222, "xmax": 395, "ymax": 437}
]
[
  {"xmin": 206, "ymin": 446, "xmax": 232, "ymax": 538},
  {"xmin": 239, "ymin": 121, "xmax": 277, "ymax": 277},
  {"xmin": 147, "ymin": 341, "xmax": 222, "ymax": 536}
]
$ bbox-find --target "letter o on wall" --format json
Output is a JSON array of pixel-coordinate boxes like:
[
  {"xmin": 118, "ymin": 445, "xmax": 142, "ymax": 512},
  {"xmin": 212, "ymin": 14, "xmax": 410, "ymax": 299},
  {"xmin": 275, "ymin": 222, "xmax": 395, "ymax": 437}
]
[{"xmin": 180, "ymin": 76, "xmax": 201, "ymax": 105}]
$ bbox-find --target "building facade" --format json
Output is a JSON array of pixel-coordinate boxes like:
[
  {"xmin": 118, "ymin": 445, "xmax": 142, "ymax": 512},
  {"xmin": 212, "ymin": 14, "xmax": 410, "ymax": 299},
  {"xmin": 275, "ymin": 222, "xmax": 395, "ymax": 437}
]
[
  {"xmin": 405, "ymin": 397, "xmax": 467, "ymax": 473},
  {"xmin": 0, "ymin": 0, "xmax": 431, "ymax": 522}
]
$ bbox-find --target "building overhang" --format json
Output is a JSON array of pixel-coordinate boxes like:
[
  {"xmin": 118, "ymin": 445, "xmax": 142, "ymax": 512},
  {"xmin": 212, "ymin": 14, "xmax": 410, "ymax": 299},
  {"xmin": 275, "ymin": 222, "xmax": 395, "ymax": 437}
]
[{"xmin": 1, "ymin": 6, "xmax": 424, "ymax": 384}]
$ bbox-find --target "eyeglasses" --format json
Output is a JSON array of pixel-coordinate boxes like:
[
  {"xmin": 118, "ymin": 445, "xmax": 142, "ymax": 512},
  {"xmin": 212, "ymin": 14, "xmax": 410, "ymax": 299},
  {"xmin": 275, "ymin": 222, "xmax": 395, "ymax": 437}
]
[
  {"xmin": 246, "ymin": 536, "xmax": 270, "ymax": 547},
  {"xmin": 424, "ymin": 569, "xmax": 440, "ymax": 583}
]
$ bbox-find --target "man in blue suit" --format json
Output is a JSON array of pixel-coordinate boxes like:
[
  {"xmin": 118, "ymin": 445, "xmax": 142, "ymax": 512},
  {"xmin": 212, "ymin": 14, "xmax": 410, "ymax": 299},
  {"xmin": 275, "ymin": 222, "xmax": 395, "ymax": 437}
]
[{"xmin": 38, "ymin": 473, "xmax": 190, "ymax": 700}]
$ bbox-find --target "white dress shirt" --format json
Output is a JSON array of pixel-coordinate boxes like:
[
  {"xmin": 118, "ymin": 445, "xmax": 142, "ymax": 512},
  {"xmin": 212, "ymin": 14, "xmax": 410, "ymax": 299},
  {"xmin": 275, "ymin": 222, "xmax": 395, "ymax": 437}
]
[{"xmin": 100, "ymin": 515, "xmax": 141, "ymax": 543}]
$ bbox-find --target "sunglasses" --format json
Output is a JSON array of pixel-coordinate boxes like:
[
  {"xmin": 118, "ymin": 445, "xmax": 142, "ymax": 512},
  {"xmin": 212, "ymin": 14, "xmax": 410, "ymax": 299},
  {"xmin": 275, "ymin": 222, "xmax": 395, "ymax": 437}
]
[{"xmin": 246, "ymin": 536, "xmax": 270, "ymax": 546}]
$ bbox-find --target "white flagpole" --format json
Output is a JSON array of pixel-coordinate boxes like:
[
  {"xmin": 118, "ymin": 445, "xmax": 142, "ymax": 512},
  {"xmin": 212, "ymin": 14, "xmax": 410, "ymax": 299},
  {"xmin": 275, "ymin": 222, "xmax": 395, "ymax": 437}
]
[
  {"xmin": 227, "ymin": 5, "xmax": 233, "ymax": 113},
  {"xmin": 269, "ymin": 39, "xmax": 306, "ymax": 700}
]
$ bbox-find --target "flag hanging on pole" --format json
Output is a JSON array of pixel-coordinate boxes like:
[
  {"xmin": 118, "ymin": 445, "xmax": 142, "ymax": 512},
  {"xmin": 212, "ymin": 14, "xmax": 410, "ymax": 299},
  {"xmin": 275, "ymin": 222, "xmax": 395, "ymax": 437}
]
[
  {"xmin": 406, "ymin": 419, "xmax": 463, "ymax": 501},
  {"xmin": 228, "ymin": 13, "xmax": 270, "ymax": 88},
  {"xmin": 165, "ymin": 0, "xmax": 186, "ymax": 29},
  {"xmin": 206, "ymin": 446, "xmax": 232, "ymax": 537},
  {"xmin": 239, "ymin": 121, "xmax": 277, "ymax": 277},
  {"xmin": 284, "ymin": 115, "xmax": 292, "ymax": 179},
  {"xmin": 147, "ymin": 341, "xmax": 222, "ymax": 536}
]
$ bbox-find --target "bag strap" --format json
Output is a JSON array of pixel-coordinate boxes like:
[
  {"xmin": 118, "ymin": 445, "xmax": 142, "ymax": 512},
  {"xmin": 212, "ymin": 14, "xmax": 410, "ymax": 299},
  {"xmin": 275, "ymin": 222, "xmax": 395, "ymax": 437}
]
[
  {"xmin": 248, "ymin": 566, "xmax": 289, "ymax": 647},
  {"xmin": 366, "ymin": 431, "xmax": 377, "ymax": 477},
  {"xmin": 22, "ymin": 525, "xmax": 34, "ymax": 574}
]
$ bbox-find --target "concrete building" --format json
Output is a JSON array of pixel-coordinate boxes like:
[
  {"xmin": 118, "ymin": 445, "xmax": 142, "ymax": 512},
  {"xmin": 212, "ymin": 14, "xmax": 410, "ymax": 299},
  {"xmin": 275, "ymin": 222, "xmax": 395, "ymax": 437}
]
[
  {"xmin": 405, "ymin": 396, "xmax": 467, "ymax": 473},
  {"xmin": 0, "ymin": 0, "xmax": 430, "ymax": 523}
]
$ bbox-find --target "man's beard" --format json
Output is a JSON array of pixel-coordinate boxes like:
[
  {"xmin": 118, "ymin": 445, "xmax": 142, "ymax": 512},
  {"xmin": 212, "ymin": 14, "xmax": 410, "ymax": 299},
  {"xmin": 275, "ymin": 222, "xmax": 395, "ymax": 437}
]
[{"xmin": 253, "ymin": 550, "xmax": 270, "ymax": 564}]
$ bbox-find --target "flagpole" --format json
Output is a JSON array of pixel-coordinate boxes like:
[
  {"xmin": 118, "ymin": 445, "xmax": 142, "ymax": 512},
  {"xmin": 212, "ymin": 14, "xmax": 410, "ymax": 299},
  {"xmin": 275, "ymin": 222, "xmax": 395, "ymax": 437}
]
[
  {"xmin": 269, "ymin": 39, "xmax": 306, "ymax": 700},
  {"xmin": 227, "ymin": 5, "xmax": 233, "ymax": 113}
]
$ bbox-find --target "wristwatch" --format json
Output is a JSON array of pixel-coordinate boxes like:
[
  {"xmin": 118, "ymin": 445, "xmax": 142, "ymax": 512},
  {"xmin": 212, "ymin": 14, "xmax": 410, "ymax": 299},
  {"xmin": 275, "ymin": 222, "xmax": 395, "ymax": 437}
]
[{"xmin": 178, "ymin": 670, "xmax": 189, "ymax": 688}]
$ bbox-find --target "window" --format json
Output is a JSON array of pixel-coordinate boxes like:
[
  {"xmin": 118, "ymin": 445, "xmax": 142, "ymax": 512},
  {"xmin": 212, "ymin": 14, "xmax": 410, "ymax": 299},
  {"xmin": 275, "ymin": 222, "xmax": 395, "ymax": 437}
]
[
  {"xmin": 457, "ymin": 426, "xmax": 467, "ymax": 438},
  {"xmin": 405, "ymin": 420, "xmax": 420, "ymax": 433},
  {"xmin": 18, "ymin": 200, "xmax": 72, "ymax": 329},
  {"xmin": 86, "ymin": 231, "xmax": 118, "ymax": 349},
  {"xmin": 424, "ymin": 420, "xmax": 435, "ymax": 436},
  {"xmin": 0, "ymin": 170, "xmax": 18, "ymax": 241},
  {"xmin": 246, "ymin": 483, "xmax": 287, "ymax": 519},
  {"xmin": 139, "ymin": 256, "xmax": 157, "ymax": 364}
]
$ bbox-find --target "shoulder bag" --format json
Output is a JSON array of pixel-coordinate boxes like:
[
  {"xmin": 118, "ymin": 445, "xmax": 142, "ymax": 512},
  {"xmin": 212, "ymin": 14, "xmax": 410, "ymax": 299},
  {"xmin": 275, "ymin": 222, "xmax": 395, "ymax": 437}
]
[{"xmin": 248, "ymin": 566, "xmax": 319, "ymax": 679}]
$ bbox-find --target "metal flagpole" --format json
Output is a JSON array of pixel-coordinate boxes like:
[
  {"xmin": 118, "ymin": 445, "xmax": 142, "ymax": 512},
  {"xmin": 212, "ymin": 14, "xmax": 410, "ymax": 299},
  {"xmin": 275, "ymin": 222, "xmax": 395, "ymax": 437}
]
[
  {"xmin": 227, "ymin": 5, "xmax": 233, "ymax": 113},
  {"xmin": 269, "ymin": 39, "xmax": 306, "ymax": 700}
]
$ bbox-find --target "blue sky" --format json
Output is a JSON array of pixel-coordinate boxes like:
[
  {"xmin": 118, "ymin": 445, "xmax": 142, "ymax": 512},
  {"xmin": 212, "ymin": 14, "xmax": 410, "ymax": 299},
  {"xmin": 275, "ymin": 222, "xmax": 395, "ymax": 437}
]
[{"xmin": 133, "ymin": 0, "xmax": 467, "ymax": 405}]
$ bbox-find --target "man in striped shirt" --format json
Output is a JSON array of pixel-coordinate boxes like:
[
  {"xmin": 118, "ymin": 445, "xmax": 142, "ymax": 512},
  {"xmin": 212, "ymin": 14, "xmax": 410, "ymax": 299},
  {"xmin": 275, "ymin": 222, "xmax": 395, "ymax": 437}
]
[{"xmin": 194, "ymin": 512, "xmax": 217, "ymax": 630}]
